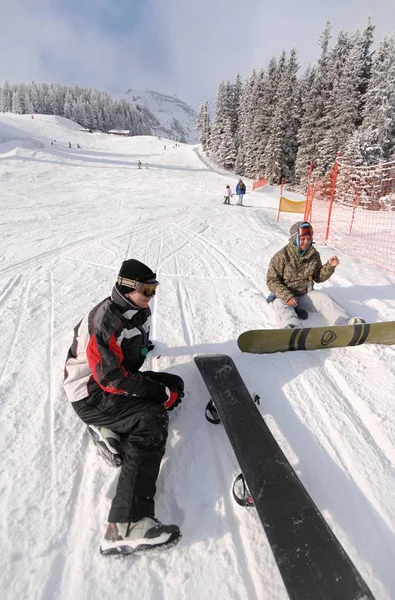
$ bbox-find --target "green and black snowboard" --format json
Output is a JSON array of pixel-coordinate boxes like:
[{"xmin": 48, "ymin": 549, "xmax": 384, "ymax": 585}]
[{"xmin": 238, "ymin": 321, "xmax": 395, "ymax": 354}]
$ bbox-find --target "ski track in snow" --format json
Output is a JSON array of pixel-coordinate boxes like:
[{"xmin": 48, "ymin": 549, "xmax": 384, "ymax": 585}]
[{"xmin": 0, "ymin": 114, "xmax": 394, "ymax": 600}]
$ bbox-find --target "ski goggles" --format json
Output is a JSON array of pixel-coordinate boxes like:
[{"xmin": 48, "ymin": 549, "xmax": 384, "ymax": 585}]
[
  {"xmin": 117, "ymin": 276, "xmax": 159, "ymax": 297},
  {"xmin": 298, "ymin": 223, "xmax": 313, "ymax": 237}
]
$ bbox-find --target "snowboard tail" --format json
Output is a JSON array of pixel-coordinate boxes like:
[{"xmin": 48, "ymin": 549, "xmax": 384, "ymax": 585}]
[
  {"xmin": 238, "ymin": 320, "xmax": 395, "ymax": 354},
  {"xmin": 194, "ymin": 354, "xmax": 374, "ymax": 600}
]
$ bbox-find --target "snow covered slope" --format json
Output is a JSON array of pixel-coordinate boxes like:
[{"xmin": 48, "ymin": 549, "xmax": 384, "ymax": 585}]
[
  {"xmin": 1, "ymin": 114, "xmax": 395, "ymax": 600},
  {"xmin": 119, "ymin": 88, "xmax": 197, "ymax": 143}
]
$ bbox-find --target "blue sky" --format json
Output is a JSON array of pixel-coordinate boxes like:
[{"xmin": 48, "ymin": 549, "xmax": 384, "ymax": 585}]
[{"xmin": 0, "ymin": 0, "xmax": 394, "ymax": 108}]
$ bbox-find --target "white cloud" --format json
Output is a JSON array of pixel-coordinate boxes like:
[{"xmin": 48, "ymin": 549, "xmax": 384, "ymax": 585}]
[
  {"xmin": 0, "ymin": 0, "xmax": 150, "ymax": 90},
  {"xmin": 0, "ymin": 0, "xmax": 394, "ymax": 108}
]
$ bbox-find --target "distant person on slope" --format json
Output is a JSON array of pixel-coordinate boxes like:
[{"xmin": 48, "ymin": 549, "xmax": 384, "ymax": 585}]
[
  {"xmin": 64, "ymin": 259, "xmax": 183, "ymax": 555},
  {"xmin": 266, "ymin": 221, "xmax": 365, "ymax": 329},
  {"xmin": 224, "ymin": 185, "xmax": 232, "ymax": 204},
  {"xmin": 235, "ymin": 179, "xmax": 246, "ymax": 205},
  {"xmin": 138, "ymin": 160, "xmax": 142, "ymax": 169}
]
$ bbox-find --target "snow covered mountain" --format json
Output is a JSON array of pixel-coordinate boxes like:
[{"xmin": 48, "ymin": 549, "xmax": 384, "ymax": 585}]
[{"xmin": 119, "ymin": 89, "xmax": 198, "ymax": 143}]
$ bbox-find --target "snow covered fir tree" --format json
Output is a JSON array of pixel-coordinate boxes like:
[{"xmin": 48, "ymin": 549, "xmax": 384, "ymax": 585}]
[
  {"xmin": 0, "ymin": 82, "xmax": 151, "ymax": 135},
  {"xmin": 196, "ymin": 19, "xmax": 395, "ymax": 189}
]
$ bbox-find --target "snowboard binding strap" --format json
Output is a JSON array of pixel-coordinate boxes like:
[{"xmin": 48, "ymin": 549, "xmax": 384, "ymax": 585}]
[
  {"xmin": 205, "ymin": 399, "xmax": 221, "ymax": 424},
  {"xmin": 232, "ymin": 473, "xmax": 254, "ymax": 507}
]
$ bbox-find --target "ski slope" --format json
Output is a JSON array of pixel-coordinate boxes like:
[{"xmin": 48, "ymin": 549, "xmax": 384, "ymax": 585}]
[{"xmin": 1, "ymin": 114, "xmax": 395, "ymax": 600}]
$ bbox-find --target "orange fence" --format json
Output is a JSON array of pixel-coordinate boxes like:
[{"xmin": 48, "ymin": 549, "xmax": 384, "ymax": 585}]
[
  {"xmin": 305, "ymin": 157, "xmax": 395, "ymax": 273},
  {"xmin": 252, "ymin": 178, "xmax": 268, "ymax": 190}
]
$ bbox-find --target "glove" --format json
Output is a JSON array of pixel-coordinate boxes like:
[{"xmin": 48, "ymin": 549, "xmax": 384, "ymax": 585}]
[
  {"xmin": 147, "ymin": 341, "xmax": 155, "ymax": 352},
  {"xmin": 163, "ymin": 387, "xmax": 183, "ymax": 411},
  {"xmin": 295, "ymin": 306, "xmax": 308, "ymax": 320},
  {"xmin": 147, "ymin": 372, "xmax": 185, "ymax": 395}
]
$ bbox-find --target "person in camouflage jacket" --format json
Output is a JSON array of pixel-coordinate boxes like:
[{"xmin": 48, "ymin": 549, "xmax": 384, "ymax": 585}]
[{"xmin": 266, "ymin": 221, "xmax": 365, "ymax": 329}]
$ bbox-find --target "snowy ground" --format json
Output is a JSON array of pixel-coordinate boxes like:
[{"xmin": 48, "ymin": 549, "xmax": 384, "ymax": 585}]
[{"xmin": 1, "ymin": 114, "xmax": 395, "ymax": 600}]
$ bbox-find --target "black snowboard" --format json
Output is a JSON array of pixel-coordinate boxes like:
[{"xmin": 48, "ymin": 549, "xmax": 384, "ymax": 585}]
[{"xmin": 194, "ymin": 354, "xmax": 374, "ymax": 600}]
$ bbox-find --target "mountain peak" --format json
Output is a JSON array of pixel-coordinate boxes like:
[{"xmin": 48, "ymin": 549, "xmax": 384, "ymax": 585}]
[{"xmin": 119, "ymin": 89, "xmax": 197, "ymax": 143}]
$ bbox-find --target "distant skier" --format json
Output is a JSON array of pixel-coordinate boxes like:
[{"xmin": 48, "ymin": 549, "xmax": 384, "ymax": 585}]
[
  {"xmin": 235, "ymin": 179, "xmax": 246, "ymax": 205},
  {"xmin": 64, "ymin": 259, "xmax": 183, "ymax": 555},
  {"xmin": 138, "ymin": 160, "xmax": 142, "ymax": 169},
  {"xmin": 223, "ymin": 185, "xmax": 232, "ymax": 204},
  {"xmin": 266, "ymin": 221, "xmax": 365, "ymax": 329},
  {"xmin": 68, "ymin": 142, "xmax": 71, "ymax": 148},
  {"xmin": 77, "ymin": 143, "xmax": 81, "ymax": 149}
]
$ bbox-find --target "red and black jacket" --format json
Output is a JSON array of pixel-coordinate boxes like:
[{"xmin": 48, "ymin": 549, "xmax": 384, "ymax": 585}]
[{"xmin": 64, "ymin": 286, "xmax": 166, "ymax": 403}]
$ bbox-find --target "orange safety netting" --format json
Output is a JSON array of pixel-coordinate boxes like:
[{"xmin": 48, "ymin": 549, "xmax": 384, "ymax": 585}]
[
  {"xmin": 252, "ymin": 178, "xmax": 268, "ymax": 190},
  {"xmin": 305, "ymin": 159, "xmax": 395, "ymax": 273}
]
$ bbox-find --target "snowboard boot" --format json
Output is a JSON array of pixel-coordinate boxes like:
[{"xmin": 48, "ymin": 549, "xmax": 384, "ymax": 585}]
[
  {"xmin": 100, "ymin": 517, "xmax": 181, "ymax": 556},
  {"xmin": 348, "ymin": 317, "xmax": 366, "ymax": 325},
  {"xmin": 87, "ymin": 425, "xmax": 124, "ymax": 467}
]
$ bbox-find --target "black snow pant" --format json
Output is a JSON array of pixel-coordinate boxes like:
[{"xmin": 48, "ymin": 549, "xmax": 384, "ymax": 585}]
[{"xmin": 72, "ymin": 393, "xmax": 169, "ymax": 524}]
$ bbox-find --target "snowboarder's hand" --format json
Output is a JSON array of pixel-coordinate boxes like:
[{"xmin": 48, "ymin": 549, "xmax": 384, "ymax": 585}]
[
  {"xmin": 151, "ymin": 372, "xmax": 184, "ymax": 394},
  {"xmin": 163, "ymin": 388, "xmax": 183, "ymax": 411},
  {"xmin": 328, "ymin": 256, "xmax": 339, "ymax": 267},
  {"xmin": 287, "ymin": 297, "xmax": 297, "ymax": 307}
]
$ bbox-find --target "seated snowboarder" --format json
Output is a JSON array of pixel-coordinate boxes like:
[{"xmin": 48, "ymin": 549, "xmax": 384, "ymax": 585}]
[
  {"xmin": 266, "ymin": 221, "xmax": 365, "ymax": 329},
  {"xmin": 64, "ymin": 259, "xmax": 183, "ymax": 555}
]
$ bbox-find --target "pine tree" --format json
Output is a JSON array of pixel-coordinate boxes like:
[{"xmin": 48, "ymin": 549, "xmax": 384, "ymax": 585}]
[
  {"xmin": 234, "ymin": 70, "xmax": 257, "ymax": 175},
  {"xmin": 71, "ymin": 98, "xmax": 88, "ymax": 127},
  {"xmin": 196, "ymin": 101, "xmax": 210, "ymax": 151},
  {"xmin": 357, "ymin": 19, "xmax": 375, "ymax": 126},
  {"xmin": 1, "ymin": 81, "xmax": 12, "ymax": 111},
  {"xmin": 63, "ymin": 91, "xmax": 74, "ymax": 120},
  {"xmin": 48, "ymin": 84, "xmax": 62, "ymax": 115},
  {"xmin": 264, "ymin": 49, "xmax": 300, "ymax": 184},
  {"xmin": 295, "ymin": 20, "xmax": 332, "ymax": 186},
  {"xmin": 210, "ymin": 81, "xmax": 228, "ymax": 163},
  {"xmin": 232, "ymin": 73, "xmax": 243, "ymax": 149},
  {"xmin": 358, "ymin": 34, "xmax": 395, "ymax": 162},
  {"xmin": 220, "ymin": 119, "xmax": 237, "ymax": 170},
  {"xmin": 11, "ymin": 87, "xmax": 23, "ymax": 114},
  {"xmin": 30, "ymin": 82, "xmax": 42, "ymax": 113},
  {"xmin": 244, "ymin": 67, "xmax": 267, "ymax": 177}
]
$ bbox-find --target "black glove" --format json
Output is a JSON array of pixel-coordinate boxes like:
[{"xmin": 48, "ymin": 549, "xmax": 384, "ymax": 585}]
[
  {"xmin": 146, "ymin": 371, "xmax": 185, "ymax": 395},
  {"xmin": 295, "ymin": 306, "xmax": 308, "ymax": 320},
  {"xmin": 163, "ymin": 388, "xmax": 183, "ymax": 411},
  {"xmin": 147, "ymin": 341, "xmax": 155, "ymax": 352}
]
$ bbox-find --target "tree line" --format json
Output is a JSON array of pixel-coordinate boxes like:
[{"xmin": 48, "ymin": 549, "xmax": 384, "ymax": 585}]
[
  {"xmin": 196, "ymin": 20, "xmax": 395, "ymax": 189},
  {"xmin": 0, "ymin": 81, "xmax": 151, "ymax": 135}
]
